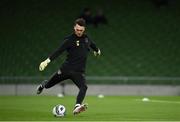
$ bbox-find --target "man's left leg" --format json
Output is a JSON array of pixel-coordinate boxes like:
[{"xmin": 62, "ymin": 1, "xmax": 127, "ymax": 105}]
[{"xmin": 71, "ymin": 72, "xmax": 88, "ymax": 114}]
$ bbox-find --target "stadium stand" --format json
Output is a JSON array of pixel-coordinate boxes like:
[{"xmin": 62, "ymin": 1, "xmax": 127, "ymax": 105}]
[{"xmin": 0, "ymin": 0, "xmax": 180, "ymax": 84}]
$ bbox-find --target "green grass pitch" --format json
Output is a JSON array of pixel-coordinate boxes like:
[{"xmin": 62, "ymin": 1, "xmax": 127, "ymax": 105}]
[{"xmin": 0, "ymin": 96, "xmax": 180, "ymax": 121}]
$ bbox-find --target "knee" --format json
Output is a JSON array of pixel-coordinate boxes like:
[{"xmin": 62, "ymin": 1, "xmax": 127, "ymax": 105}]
[
  {"xmin": 84, "ymin": 85, "xmax": 88, "ymax": 91},
  {"xmin": 80, "ymin": 85, "xmax": 88, "ymax": 91}
]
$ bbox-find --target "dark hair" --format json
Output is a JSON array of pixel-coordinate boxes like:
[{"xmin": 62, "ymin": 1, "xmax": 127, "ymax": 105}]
[{"xmin": 74, "ymin": 18, "xmax": 86, "ymax": 27}]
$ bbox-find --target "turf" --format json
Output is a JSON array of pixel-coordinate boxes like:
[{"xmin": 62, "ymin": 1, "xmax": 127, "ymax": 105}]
[{"xmin": 0, "ymin": 96, "xmax": 180, "ymax": 121}]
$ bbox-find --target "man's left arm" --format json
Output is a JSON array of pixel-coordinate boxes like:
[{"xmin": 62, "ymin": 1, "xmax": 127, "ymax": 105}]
[{"xmin": 89, "ymin": 38, "xmax": 101, "ymax": 57}]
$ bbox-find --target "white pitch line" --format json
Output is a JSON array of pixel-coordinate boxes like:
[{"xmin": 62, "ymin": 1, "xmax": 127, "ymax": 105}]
[{"xmin": 136, "ymin": 99, "xmax": 180, "ymax": 104}]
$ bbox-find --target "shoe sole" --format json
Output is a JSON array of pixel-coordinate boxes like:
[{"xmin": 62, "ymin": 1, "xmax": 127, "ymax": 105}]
[{"xmin": 36, "ymin": 85, "xmax": 43, "ymax": 94}]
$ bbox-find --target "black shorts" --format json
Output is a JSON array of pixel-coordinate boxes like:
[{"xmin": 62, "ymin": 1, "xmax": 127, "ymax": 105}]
[{"xmin": 45, "ymin": 69, "xmax": 87, "ymax": 89}]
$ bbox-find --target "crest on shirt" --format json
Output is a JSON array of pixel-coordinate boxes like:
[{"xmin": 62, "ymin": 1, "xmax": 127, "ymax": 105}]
[
  {"xmin": 76, "ymin": 40, "xmax": 79, "ymax": 46},
  {"xmin": 57, "ymin": 70, "xmax": 61, "ymax": 75}
]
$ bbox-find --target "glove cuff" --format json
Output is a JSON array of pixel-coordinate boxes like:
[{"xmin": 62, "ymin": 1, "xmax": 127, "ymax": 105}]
[{"xmin": 46, "ymin": 58, "xmax": 51, "ymax": 63}]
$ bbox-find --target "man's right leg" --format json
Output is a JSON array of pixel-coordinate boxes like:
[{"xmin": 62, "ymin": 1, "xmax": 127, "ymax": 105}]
[
  {"xmin": 37, "ymin": 70, "xmax": 69, "ymax": 94},
  {"xmin": 36, "ymin": 80, "xmax": 47, "ymax": 94}
]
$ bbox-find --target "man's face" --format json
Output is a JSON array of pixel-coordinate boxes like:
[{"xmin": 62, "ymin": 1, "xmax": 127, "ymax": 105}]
[{"xmin": 74, "ymin": 24, "xmax": 85, "ymax": 37}]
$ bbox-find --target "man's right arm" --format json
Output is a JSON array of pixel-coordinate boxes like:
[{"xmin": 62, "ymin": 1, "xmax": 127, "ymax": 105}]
[
  {"xmin": 49, "ymin": 39, "xmax": 70, "ymax": 61},
  {"xmin": 39, "ymin": 39, "xmax": 70, "ymax": 71}
]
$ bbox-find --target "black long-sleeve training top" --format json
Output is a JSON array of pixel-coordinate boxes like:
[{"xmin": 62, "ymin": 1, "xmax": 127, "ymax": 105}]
[{"xmin": 49, "ymin": 33, "xmax": 99, "ymax": 73}]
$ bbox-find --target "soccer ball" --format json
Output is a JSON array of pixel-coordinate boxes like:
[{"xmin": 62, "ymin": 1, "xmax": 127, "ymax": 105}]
[{"xmin": 52, "ymin": 104, "xmax": 66, "ymax": 117}]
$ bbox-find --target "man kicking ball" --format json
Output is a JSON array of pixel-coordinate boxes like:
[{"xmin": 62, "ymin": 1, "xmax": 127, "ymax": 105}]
[{"xmin": 37, "ymin": 18, "xmax": 101, "ymax": 115}]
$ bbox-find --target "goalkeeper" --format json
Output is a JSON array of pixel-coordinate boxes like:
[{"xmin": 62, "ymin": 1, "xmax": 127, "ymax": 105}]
[{"xmin": 37, "ymin": 18, "xmax": 101, "ymax": 115}]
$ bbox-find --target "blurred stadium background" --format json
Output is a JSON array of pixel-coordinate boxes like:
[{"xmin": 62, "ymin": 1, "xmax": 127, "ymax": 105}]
[{"xmin": 0, "ymin": 0, "xmax": 180, "ymax": 95}]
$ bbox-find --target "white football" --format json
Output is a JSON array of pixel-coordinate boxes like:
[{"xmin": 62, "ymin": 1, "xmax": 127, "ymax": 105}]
[{"xmin": 52, "ymin": 104, "xmax": 66, "ymax": 117}]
